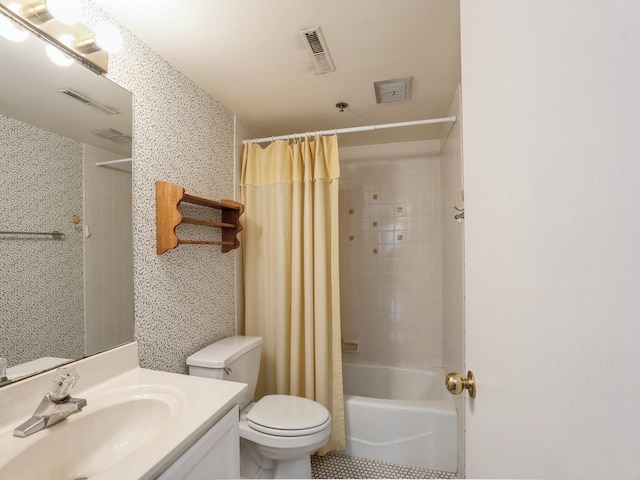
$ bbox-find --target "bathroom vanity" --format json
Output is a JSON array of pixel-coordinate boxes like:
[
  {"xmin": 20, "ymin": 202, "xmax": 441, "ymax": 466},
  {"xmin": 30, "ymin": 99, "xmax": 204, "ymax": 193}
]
[{"xmin": 0, "ymin": 342, "xmax": 246, "ymax": 479}]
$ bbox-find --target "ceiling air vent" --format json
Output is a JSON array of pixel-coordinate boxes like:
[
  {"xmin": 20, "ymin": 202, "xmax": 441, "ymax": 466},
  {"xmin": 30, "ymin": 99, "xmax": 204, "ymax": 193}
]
[
  {"xmin": 299, "ymin": 26, "xmax": 336, "ymax": 74},
  {"xmin": 58, "ymin": 88, "xmax": 119, "ymax": 115},
  {"xmin": 374, "ymin": 77, "xmax": 413, "ymax": 104},
  {"xmin": 92, "ymin": 128, "xmax": 132, "ymax": 144}
]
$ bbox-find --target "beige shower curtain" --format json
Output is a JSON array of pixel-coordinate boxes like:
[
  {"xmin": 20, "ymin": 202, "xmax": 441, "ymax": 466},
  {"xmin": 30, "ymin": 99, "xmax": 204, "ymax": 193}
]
[{"xmin": 241, "ymin": 134, "xmax": 345, "ymax": 454}]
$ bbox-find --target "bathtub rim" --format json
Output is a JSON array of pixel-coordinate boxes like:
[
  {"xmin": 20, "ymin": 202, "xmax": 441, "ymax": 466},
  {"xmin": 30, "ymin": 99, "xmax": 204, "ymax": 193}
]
[{"xmin": 342, "ymin": 362, "xmax": 455, "ymax": 407}]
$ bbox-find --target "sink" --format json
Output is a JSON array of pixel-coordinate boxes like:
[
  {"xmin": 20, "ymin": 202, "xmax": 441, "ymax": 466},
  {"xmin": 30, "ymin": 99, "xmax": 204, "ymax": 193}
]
[
  {"xmin": 1, "ymin": 386, "xmax": 182, "ymax": 480},
  {"xmin": 0, "ymin": 343, "xmax": 247, "ymax": 480}
]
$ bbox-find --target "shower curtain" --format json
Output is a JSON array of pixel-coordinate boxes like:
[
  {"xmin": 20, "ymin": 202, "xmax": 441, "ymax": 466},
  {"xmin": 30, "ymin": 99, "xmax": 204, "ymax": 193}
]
[{"xmin": 241, "ymin": 134, "xmax": 345, "ymax": 454}]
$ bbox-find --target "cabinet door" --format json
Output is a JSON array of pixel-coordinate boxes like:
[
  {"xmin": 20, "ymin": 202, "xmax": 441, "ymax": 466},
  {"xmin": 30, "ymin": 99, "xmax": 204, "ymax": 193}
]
[{"xmin": 159, "ymin": 405, "xmax": 239, "ymax": 479}]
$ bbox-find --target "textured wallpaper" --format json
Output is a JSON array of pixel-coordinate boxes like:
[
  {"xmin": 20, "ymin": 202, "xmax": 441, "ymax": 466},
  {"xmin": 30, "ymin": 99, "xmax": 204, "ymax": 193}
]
[
  {"xmin": 0, "ymin": 115, "xmax": 84, "ymax": 366},
  {"xmin": 82, "ymin": 1, "xmax": 237, "ymax": 373}
]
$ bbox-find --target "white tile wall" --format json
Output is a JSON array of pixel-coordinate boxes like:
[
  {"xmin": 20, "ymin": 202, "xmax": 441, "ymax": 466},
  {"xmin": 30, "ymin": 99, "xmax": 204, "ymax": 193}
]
[
  {"xmin": 339, "ymin": 141, "xmax": 443, "ymax": 368},
  {"xmin": 83, "ymin": 145, "xmax": 134, "ymax": 355}
]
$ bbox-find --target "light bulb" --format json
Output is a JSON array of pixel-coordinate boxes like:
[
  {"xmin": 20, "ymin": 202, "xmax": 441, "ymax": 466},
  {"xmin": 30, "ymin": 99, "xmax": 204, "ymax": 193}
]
[
  {"xmin": 46, "ymin": 0, "xmax": 81, "ymax": 25},
  {"xmin": 94, "ymin": 23, "xmax": 122, "ymax": 53},
  {"xmin": 0, "ymin": 3, "xmax": 28, "ymax": 42},
  {"xmin": 46, "ymin": 34, "xmax": 74, "ymax": 66},
  {"xmin": 0, "ymin": 16, "xmax": 28, "ymax": 42}
]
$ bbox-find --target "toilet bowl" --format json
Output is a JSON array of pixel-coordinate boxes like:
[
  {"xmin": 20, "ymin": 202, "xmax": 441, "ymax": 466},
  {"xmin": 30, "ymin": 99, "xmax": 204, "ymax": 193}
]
[
  {"xmin": 186, "ymin": 336, "xmax": 331, "ymax": 479},
  {"xmin": 239, "ymin": 395, "xmax": 331, "ymax": 478}
]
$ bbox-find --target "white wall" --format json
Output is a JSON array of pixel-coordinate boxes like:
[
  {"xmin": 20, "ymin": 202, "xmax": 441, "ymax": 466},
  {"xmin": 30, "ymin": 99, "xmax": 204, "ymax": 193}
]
[
  {"xmin": 339, "ymin": 141, "xmax": 443, "ymax": 368},
  {"xmin": 461, "ymin": 1, "xmax": 640, "ymax": 478},
  {"xmin": 233, "ymin": 118, "xmax": 255, "ymax": 335},
  {"xmin": 440, "ymin": 86, "xmax": 464, "ymax": 475}
]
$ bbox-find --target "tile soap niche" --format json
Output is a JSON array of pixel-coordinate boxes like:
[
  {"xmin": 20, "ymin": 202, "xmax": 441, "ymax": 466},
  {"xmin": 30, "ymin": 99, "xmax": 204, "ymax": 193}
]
[{"xmin": 155, "ymin": 181, "xmax": 244, "ymax": 254}]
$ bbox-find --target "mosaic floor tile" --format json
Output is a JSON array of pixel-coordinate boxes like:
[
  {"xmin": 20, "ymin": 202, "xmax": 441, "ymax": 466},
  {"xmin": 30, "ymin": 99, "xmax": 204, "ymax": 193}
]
[{"xmin": 311, "ymin": 452, "xmax": 459, "ymax": 479}]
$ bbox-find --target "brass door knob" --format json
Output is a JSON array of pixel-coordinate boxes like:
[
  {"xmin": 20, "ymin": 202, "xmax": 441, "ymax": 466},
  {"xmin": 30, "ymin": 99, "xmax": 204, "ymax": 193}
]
[{"xmin": 445, "ymin": 370, "xmax": 476, "ymax": 398}]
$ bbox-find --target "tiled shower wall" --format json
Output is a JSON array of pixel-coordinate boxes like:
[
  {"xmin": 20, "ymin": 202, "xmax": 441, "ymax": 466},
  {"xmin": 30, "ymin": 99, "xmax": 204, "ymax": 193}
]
[
  {"xmin": 83, "ymin": 145, "xmax": 134, "ymax": 356},
  {"xmin": 339, "ymin": 141, "xmax": 443, "ymax": 368}
]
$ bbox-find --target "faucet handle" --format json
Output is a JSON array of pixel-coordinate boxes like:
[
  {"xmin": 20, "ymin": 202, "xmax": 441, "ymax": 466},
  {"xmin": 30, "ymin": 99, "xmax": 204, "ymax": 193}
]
[{"xmin": 49, "ymin": 368, "xmax": 80, "ymax": 402}]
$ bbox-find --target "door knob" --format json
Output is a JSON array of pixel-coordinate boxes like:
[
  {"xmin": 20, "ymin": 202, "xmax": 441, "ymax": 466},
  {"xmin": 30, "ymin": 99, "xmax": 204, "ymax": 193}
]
[{"xmin": 445, "ymin": 370, "xmax": 476, "ymax": 398}]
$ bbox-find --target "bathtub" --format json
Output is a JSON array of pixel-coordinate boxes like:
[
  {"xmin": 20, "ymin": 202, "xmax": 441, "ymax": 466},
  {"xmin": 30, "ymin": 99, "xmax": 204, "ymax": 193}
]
[{"xmin": 341, "ymin": 363, "xmax": 457, "ymax": 473}]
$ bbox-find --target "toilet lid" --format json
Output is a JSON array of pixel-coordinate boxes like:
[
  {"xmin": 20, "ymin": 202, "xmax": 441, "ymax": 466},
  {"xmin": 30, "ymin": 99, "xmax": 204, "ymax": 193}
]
[{"xmin": 247, "ymin": 395, "xmax": 331, "ymax": 437}]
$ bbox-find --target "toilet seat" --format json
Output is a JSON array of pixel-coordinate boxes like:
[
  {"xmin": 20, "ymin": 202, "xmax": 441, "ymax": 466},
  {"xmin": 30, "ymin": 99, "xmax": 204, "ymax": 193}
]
[{"xmin": 247, "ymin": 395, "xmax": 330, "ymax": 437}]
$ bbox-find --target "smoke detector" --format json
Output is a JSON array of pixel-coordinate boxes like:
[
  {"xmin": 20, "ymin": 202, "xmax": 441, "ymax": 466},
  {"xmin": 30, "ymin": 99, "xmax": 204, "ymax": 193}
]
[
  {"xmin": 299, "ymin": 26, "xmax": 336, "ymax": 74},
  {"xmin": 374, "ymin": 77, "xmax": 413, "ymax": 104}
]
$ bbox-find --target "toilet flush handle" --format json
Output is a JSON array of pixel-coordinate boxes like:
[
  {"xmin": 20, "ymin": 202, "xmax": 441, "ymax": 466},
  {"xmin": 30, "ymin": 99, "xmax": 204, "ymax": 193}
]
[
  {"xmin": 223, "ymin": 367, "xmax": 232, "ymax": 375},
  {"xmin": 445, "ymin": 371, "xmax": 476, "ymax": 398}
]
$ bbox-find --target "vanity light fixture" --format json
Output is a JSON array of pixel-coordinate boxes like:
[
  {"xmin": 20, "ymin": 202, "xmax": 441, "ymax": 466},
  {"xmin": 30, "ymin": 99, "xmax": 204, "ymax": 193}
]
[
  {"xmin": 45, "ymin": 33, "xmax": 73, "ymax": 66},
  {"xmin": 20, "ymin": 0, "xmax": 80, "ymax": 25},
  {"xmin": 44, "ymin": 0, "xmax": 81, "ymax": 25},
  {"xmin": 0, "ymin": 3, "xmax": 27, "ymax": 41},
  {"xmin": 0, "ymin": 0, "xmax": 121, "ymax": 74},
  {"xmin": 75, "ymin": 24, "xmax": 122, "ymax": 55},
  {"xmin": 19, "ymin": 0, "xmax": 53, "ymax": 24},
  {"xmin": 93, "ymin": 23, "xmax": 122, "ymax": 53}
]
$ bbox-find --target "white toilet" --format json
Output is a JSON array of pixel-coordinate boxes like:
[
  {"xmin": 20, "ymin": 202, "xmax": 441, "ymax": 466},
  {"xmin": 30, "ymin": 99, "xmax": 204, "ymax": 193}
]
[{"xmin": 187, "ymin": 336, "xmax": 331, "ymax": 479}]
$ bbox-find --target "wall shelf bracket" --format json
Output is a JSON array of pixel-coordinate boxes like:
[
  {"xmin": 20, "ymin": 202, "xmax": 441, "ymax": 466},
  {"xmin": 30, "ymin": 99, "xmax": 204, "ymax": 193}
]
[{"xmin": 155, "ymin": 181, "xmax": 244, "ymax": 254}]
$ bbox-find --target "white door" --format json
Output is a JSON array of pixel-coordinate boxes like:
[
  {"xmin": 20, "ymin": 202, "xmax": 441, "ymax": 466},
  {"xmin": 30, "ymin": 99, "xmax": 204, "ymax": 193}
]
[{"xmin": 460, "ymin": 1, "xmax": 640, "ymax": 478}]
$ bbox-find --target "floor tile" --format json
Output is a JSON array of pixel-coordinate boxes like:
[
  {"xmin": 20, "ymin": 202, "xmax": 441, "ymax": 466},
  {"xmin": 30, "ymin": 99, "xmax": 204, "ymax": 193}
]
[{"xmin": 311, "ymin": 452, "xmax": 459, "ymax": 479}]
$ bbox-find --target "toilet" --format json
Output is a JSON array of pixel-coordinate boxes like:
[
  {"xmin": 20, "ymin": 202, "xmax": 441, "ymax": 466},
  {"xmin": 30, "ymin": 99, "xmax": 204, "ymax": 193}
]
[{"xmin": 186, "ymin": 336, "xmax": 331, "ymax": 479}]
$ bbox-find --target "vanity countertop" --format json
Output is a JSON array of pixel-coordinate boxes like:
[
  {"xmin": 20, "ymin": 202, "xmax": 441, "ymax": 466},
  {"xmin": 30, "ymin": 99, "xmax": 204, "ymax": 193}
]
[{"xmin": 0, "ymin": 342, "xmax": 246, "ymax": 480}]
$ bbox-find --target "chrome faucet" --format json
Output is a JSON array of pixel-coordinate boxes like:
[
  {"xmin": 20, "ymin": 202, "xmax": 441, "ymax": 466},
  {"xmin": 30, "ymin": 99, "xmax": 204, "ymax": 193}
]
[{"xmin": 13, "ymin": 367, "xmax": 87, "ymax": 438}]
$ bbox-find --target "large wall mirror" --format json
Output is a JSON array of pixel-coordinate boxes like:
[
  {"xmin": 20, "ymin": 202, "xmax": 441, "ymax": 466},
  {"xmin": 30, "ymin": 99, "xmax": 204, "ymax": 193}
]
[{"xmin": 0, "ymin": 27, "xmax": 134, "ymax": 385}]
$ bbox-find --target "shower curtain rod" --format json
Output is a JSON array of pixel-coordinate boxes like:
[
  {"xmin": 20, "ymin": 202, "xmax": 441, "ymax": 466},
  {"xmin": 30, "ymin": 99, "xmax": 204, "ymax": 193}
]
[{"xmin": 242, "ymin": 115, "xmax": 457, "ymax": 145}]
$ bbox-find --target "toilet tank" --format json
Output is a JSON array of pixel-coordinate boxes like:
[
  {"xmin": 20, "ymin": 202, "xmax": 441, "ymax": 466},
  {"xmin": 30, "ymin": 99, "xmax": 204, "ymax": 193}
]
[{"xmin": 186, "ymin": 336, "xmax": 263, "ymax": 410}]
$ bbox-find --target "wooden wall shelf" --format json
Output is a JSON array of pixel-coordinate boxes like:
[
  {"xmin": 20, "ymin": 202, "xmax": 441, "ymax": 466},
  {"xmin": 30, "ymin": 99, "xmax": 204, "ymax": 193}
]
[{"xmin": 156, "ymin": 181, "xmax": 244, "ymax": 254}]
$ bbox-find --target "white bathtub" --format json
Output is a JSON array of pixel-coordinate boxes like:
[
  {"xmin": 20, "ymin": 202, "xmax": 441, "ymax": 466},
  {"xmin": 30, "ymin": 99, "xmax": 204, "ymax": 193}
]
[{"xmin": 342, "ymin": 363, "xmax": 457, "ymax": 473}]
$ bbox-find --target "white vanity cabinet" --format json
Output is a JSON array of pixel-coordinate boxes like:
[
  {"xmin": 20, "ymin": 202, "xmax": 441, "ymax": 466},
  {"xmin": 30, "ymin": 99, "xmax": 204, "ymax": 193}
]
[{"xmin": 159, "ymin": 405, "xmax": 240, "ymax": 479}]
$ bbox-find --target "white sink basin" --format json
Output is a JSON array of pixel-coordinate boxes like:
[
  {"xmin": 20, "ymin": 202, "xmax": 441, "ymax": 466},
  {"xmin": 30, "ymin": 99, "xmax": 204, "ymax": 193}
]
[
  {"xmin": 2, "ymin": 393, "xmax": 175, "ymax": 479},
  {"xmin": 0, "ymin": 343, "xmax": 247, "ymax": 480},
  {"xmin": 1, "ymin": 386, "xmax": 182, "ymax": 480}
]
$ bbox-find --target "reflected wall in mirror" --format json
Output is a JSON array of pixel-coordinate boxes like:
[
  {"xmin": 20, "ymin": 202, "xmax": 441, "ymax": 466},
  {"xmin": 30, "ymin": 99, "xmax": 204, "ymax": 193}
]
[{"xmin": 0, "ymin": 25, "xmax": 133, "ymax": 385}]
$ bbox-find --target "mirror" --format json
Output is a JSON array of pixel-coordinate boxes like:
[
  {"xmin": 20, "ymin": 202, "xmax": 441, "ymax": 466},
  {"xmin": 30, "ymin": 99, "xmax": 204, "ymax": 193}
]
[{"xmin": 0, "ymin": 25, "xmax": 134, "ymax": 385}]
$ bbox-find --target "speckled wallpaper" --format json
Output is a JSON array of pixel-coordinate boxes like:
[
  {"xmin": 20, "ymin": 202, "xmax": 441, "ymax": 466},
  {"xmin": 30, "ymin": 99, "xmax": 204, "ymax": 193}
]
[
  {"xmin": 82, "ymin": 1, "xmax": 237, "ymax": 373},
  {"xmin": 0, "ymin": 115, "xmax": 85, "ymax": 366}
]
